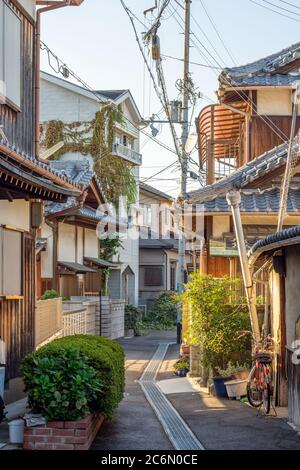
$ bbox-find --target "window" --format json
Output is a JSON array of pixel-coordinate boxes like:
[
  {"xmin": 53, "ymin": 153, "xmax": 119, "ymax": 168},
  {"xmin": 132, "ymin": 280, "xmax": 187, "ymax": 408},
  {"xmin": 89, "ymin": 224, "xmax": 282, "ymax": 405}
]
[
  {"xmin": 170, "ymin": 264, "xmax": 176, "ymax": 291},
  {"xmin": 141, "ymin": 204, "xmax": 152, "ymax": 226},
  {"xmin": 144, "ymin": 267, "xmax": 163, "ymax": 287},
  {"xmin": 165, "ymin": 208, "xmax": 170, "ymax": 225},
  {"xmin": 0, "ymin": 227, "xmax": 22, "ymax": 296},
  {"xmin": 0, "ymin": 1, "xmax": 21, "ymax": 108}
]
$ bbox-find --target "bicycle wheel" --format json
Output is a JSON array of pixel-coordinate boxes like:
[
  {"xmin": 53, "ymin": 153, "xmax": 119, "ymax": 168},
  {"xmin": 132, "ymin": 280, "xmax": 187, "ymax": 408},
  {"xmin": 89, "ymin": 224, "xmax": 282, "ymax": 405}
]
[
  {"xmin": 263, "ymin": 383, "xmax": 271, "ymax": 414},
  {"xmin": 247, "ymin": 365, "xmax": 263, "ymax": 408}
]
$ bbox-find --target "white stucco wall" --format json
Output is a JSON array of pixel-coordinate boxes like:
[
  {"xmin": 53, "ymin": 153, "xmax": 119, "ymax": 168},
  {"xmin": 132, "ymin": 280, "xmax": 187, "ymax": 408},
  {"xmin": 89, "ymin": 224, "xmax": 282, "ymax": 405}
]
[
  {"xmin": 257, "ymin": 89, "xmax": 292, "ymax": 116},
  {"xmin": 84, "ymin": 228, "xmax": 98, "ymax": 258},
  {"xmin": 213, "ymin": 216, "xmax": 230, "ymax": 239},
  {"xmin": 0, "ymin": 200, "xmax": 30, "ymax": 231},
  {"xmin": 41, "ymin": 78, "xmax": 100, "ymax": 123},
  {"xmin": 58, "ymin": 223, "xmax": 76, "ymax": 262},
  {"xmin": 41, "ymin": 222, "xmax": 54, "ymax": 279},
  {"xmin": 77, "ymin": 227, "xmax": 84, "ymax": 264}
]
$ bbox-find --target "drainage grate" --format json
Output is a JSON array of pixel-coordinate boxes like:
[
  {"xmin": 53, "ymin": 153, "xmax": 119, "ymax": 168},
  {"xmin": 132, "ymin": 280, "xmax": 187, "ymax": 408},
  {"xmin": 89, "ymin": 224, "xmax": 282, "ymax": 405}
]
[{"xmin": 139, "ymin": 343, "xmax": 205, "ymax": 451}]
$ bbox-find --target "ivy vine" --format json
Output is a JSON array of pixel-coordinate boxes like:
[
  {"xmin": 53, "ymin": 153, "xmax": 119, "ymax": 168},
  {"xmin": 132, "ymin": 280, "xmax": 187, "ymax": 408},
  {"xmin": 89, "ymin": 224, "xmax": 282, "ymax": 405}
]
[{"xmin": 42, "ymin": 105, "xmax": 137, "ymax": 206}]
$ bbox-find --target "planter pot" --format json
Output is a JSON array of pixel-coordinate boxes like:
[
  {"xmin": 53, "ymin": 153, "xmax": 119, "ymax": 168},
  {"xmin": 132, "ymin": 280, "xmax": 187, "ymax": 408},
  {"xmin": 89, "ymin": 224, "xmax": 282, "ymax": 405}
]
[
  {"xmin": 9, "ymin": 419, "xmax": 24, "ymax": 444},
  {"xmin": 181, "ymin": 344, "xmax": 190, "ymax": 355},
  {"xmin": 175, "ymin": 368, "xmax": 189, "ymax": 377},
  {"xmin": 212, "ymin": 376, "xmax": 232, "ymax": 398},
  {"xmin": 232, "ymin": 370, "xmax": 249, "ymax": 380},
  {"xmin": 23, "ymin": 413, "xmax": 104, "ymax": 451},
  {"xmin": 224, "ymin": 379, "xmax": 247, "ymax": 400}
]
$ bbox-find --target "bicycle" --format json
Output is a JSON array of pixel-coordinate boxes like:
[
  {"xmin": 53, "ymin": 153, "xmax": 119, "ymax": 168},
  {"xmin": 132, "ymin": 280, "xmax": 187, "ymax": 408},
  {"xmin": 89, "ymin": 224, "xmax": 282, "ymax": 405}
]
[
  {"xmin": 236, "ymin": 331, "xmax": 274, "ymax": 414},
  {"xmin": 247, "ymin": 351, "xmax": 273, "ymax": 414}
]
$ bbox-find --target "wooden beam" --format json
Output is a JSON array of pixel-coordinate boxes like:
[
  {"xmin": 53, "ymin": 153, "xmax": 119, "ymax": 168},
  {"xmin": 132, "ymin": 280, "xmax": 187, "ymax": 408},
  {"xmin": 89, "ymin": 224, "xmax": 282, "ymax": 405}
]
[{"xmin": 40, "ymin": 141, "xmax": 64, "ymax": 160}]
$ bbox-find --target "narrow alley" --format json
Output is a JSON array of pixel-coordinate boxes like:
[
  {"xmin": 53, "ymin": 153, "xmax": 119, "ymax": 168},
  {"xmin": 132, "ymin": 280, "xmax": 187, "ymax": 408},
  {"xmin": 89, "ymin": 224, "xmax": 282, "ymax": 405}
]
[{"xmin": 93, "ymin": 331, "xmax": 300, "ymax": 451}]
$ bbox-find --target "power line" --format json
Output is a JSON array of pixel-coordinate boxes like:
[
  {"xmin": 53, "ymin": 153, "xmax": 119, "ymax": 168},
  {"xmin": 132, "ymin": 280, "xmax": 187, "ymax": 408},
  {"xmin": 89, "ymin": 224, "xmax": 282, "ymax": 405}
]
[
  {"xmin": 170, "ymin": 4, "xmax": 289, "ymax": 143},
  {"xmin": 262, "ymin": 0, "xmax": 300, "ymax": 16},
  {"xmin": 277, "ymin": 0, "xmax": 300, "ymax": 10},
  {"xmin": 161, "ymin": 53, "xmax": 222, "ymax": 68},
  {"xmin": 40, "ymin": 41, "xmax": 179, "ymax": 160},
  {"xmin": 249, "ymin": 0, "xmax": 300, "ymax": 22},
  {"xmin": 142, "ymin": 160, "xmax": 180, "ymax": 183},
  {"xmin": 198, "ymin": 0, "xmax": 237, "ymax": 65}
]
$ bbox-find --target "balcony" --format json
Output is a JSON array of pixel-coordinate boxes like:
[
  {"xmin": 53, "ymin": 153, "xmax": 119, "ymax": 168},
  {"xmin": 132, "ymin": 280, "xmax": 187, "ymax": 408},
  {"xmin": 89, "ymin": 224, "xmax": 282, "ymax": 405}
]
[{"xmin": 112, "ymin": 143, "xmax": 142, "ymax": 166}]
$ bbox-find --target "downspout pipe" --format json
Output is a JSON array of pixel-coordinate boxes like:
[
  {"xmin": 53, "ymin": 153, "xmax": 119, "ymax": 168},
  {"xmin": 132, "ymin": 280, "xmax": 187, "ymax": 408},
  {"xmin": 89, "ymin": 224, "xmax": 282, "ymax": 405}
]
[
  {"xmin": 35, "ymin": 1, "xmax": 82, "ymax": 159},
  {"xmin": 226, "ymin": 189, "xmax": 261, "ymax": 344}
]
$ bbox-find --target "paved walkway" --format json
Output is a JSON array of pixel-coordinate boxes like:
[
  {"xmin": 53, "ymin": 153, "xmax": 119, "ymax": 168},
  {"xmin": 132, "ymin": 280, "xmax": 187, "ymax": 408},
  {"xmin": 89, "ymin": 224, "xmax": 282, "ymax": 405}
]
[
  {"xmin": 94, "ymin": 331, "xmax": 300, "ymax": 451},
  {"xmin": 92, "ymin": 331, "xmax": 176, "ymax": 450}
]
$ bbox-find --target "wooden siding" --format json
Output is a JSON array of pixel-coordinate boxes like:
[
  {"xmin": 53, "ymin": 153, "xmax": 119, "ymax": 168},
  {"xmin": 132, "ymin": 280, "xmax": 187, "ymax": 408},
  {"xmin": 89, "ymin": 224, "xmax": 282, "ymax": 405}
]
[
  {"xmin": 0, "ymin": 231, "xmax": 35, "ymax": 380},
  {"xmin": 0, "ymin": 1, "xmax": 35, "ymax": 158},
  {"xmin": 250, "ymin": 116, "xmax": 300, "ymax": 161}
]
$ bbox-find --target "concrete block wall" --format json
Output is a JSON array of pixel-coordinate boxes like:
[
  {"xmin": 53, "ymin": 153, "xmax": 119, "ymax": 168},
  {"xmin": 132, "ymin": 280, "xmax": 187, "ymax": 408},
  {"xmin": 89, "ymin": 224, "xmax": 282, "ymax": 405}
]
[{"xmin": 70, "ymin": 296, "xmax": 124, "ymax": 339}]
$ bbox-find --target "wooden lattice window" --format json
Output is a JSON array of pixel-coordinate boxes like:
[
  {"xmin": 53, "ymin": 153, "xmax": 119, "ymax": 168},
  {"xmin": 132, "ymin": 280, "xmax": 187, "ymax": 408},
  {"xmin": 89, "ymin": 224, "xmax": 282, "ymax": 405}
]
[{"xmin": 144, "ymin": 267, "xmax": 163, "ymax": 287}]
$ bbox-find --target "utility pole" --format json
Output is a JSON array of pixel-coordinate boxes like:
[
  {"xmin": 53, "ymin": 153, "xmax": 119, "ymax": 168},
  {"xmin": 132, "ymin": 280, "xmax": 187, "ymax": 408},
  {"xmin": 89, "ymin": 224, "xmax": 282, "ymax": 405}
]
[{"xmin": 177, "ymin": 0, "xmax": 191, "ymax": 344}]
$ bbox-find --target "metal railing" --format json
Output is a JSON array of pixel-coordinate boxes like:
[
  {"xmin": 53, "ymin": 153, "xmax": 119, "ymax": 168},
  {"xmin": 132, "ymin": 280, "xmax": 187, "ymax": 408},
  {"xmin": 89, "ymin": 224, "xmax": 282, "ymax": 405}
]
[{"xmin": 112, "ymin": 142, "xmax": 142, "ymax": 166}]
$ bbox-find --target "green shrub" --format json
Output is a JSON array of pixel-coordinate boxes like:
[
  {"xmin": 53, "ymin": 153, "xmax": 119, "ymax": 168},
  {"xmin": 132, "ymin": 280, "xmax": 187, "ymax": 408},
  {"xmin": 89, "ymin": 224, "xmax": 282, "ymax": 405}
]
[
  {"xmin": 173, "ymin": 358, "xmax": 189, "ymax": 371},
  {"xmin": 21, "ymin": 348, "xmax": 101, "ymax": 421},
  {"xmin": 183, "ymin": 274, "xmax": 251, "ymax": 372},
  {"xmin": 22, "ymin": 335, "xmax": 125, "ymax": 419},
  {"xmin": 125, "ymin": 304, "xmax": 142, "ymax": 335},
  {"xmin": 143, "ymin": 291, "xmax": 178, "ymax": 330},
  {"xmin": 40, "ymin": 289, "xmax": 60, "ymax": 300}
]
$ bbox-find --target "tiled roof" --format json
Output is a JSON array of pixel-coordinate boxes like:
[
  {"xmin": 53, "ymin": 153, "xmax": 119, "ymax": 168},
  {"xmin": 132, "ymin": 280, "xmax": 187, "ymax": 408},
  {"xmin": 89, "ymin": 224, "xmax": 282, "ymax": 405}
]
[
  {"xmin": 0, "ymin": 137, "xmax": 82, "ymax": 190},
  {"xmin": 51, "ymin": 159, "xmax": 107, "ymax": 203},
  {"xmin": 139, "ymin": 182, "xmax": 174, "ymax": 202},
  {"xmin": 197, "ymin": 187, "xmax": 300, "ymax": 213},
  {"xmin": 50, "ymin": 159, "xmax": 93, "ymax": 188},
  {"xmin": 249, "ymin": 225, "xmax": 300, "ymax": 257},
  {"xmin": 187, "ymin": 140, "xmax": 297, "ymax": 204},
  {"xmin": 58, "ymin": 261, "xmax": 97, "ymax": 274},
  {"xmin": 229, "ymin": 73, "xmax": 300, "ymax": 87},
  {"xmin": 45, "ymin": 159, "xmax": 108, "ymax": 218},
  {"xmin": 220, "ymin": 41, "xmax": 300, "ymax": 86}
]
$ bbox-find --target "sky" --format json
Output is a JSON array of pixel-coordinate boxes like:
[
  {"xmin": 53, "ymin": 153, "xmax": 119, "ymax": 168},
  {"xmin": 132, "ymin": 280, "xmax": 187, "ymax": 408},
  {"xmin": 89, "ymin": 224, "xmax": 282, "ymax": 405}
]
[{"xmin": 40, "ymin": 0, "xmax": 300, "ymax": 197}]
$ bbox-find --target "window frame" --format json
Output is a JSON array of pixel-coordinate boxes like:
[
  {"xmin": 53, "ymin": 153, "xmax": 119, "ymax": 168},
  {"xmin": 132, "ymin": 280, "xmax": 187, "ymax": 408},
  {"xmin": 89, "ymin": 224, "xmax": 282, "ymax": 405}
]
[
  {"xmin": 0, "ymin": 0, "xmax": 22, "ymax": 111},
  {"xmin": 0, "ymin": 225, "xmax": 23, "ymax": 297},
  {"xmin": 144, "ymin": 266, "xmax": 163, "ymax": 287}
]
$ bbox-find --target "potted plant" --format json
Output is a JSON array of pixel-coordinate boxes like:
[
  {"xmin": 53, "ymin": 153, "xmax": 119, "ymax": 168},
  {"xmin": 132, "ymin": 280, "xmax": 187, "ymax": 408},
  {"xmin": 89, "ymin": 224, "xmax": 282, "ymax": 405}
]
[
  {"xmin": 173, "ymin": 358, "xmax": 190, "ymax": 377},
  {"xmin": 216, "ymin": 362, "xmax": 250, "ymax": 399}
]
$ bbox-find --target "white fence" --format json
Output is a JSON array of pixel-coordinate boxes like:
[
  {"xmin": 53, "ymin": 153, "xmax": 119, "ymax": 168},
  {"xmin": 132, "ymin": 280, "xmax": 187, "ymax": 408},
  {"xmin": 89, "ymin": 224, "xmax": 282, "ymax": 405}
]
[{"xmin": 62, "ymin": 307, "xmax": 87, "ymax": 337}]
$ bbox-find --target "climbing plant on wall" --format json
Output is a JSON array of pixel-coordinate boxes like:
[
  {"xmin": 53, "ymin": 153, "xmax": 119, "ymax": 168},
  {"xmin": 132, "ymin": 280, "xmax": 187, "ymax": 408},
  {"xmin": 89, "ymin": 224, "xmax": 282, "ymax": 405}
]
[{"xmin": 42, "ymin": 105, "xmax": 137, "ymax": 207}]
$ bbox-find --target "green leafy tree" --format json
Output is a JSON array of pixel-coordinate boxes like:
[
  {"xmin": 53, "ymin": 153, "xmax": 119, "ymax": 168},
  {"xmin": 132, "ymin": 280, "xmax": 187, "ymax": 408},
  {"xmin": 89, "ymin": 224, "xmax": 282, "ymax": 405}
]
[{"xmin": 183, "ymin": 274, "xmax": 251, "ymax": 372}]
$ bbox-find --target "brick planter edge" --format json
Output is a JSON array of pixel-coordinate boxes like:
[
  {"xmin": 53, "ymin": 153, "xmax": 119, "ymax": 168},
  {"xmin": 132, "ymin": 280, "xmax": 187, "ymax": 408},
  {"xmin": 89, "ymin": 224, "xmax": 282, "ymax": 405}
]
[{"xmin": 24, "ymin": 413, "xmax": 104, "ymax": 450}]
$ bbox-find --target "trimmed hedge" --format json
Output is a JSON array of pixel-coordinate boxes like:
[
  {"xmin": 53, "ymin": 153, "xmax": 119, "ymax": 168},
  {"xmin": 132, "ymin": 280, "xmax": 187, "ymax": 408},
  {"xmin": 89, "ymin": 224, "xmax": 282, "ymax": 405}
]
[{"xmin": 21, "ymin": 335, "xmax": 125, "ymax": 420}]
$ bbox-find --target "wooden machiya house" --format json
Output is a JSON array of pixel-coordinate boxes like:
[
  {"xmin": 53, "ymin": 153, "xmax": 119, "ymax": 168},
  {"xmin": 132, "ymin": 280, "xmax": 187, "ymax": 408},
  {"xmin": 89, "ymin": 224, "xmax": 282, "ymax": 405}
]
[
  {"xmin": 0, "ymin": 1, "xmax": 82, "ymax": 393},
  {"xmin": 39, "ymin": 159, "xmax": 120, "ymax": 299},
  {"xmin": 188, "ymin": 42, "xmax": 300, "ymax": 284}
]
